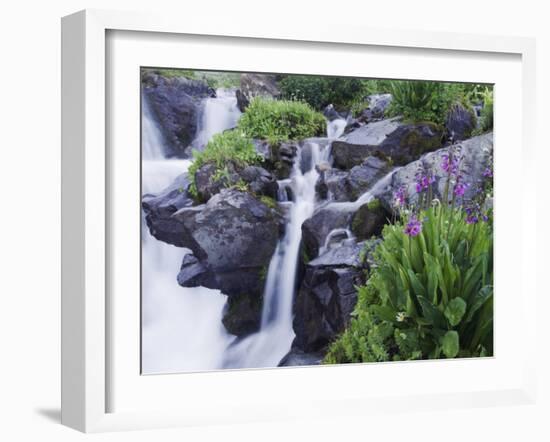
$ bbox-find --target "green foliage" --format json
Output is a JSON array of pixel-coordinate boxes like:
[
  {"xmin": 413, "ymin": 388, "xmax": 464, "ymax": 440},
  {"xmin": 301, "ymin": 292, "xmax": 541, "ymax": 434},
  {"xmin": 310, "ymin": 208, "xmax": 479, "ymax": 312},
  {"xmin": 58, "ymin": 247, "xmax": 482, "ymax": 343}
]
[
  {"xmin": 387, "ymin": 80, "xmax": 467, "ymax": 125},
  {"xmin": 238, "ymin": 97, "xmax": 326, "ymax": 143},
  {"xmin": 188, "ymin": 130, "xmax": 261, "ymax": 198},
  {"xmin": 279, "ymin": 75, "xmax": 365, "ymax": 111},
  {"xmin": 325, "ymin": 204, "xmax": 493, "ymax": 364},
  {"xmin": 479, "ymin": 88, "xmax": 494, "ymax": 132},
  {"xmin": 143, "ymin": 68, "xmax": 240, "ymax": 89}
]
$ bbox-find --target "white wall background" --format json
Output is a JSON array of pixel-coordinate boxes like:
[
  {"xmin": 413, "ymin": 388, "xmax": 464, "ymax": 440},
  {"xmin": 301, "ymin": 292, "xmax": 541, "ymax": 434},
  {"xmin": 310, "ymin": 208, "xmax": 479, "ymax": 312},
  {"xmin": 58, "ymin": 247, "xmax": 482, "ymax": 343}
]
[{"xmin": 0, "ymin": 1, "xmax": 547, "ymax": 441}]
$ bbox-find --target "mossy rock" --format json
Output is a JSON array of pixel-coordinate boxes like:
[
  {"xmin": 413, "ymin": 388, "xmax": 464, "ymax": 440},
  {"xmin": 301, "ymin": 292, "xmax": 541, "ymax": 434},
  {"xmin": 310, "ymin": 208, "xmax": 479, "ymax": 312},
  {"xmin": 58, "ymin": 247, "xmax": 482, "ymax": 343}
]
[
  {"xmin": 351, "ymin": 198, "xmax": 389, "ymax": 240},
  {"xmin": 222, "ymin": 290, "xmax": 264, "ymax": 336}
]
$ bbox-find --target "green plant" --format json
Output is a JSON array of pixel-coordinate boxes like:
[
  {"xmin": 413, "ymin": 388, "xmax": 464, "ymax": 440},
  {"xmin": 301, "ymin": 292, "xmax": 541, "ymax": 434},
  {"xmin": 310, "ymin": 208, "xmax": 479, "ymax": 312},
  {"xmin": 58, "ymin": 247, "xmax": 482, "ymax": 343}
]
[
  {"xmin": 238, "ymin": 97, "xmax": 326, "ymax": 143},
  {"xmin": 188, "ymin": 130, "xmax": 261, "ymax": 198},
  {"xmin": 325, "ymin": 203, "xmax": 493, "ymax": 364},
  {"xmin": 479, "ymin": 87, "xmax": 494, "ymax": 132},
  {"xmin": 279, "ymin": 75, "xmax": 365, "ymax": 111},
  {"xmin": 387, "ymin": 80, "xmax": 466, "ymax": 125}
]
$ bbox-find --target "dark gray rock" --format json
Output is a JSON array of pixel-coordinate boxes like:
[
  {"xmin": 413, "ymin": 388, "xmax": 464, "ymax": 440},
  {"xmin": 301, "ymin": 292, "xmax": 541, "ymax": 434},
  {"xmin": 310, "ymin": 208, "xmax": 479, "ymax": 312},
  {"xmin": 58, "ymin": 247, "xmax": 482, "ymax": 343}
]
[
  {"xmin": 445, "ymin": 102, "xmax": 476, "ymax": 141},
  {"xmin": 279, "ymin": 349, "xmax": 324, "ymax": 367},
  {"xmin": 141, "ymin": 173, "xmax": 194, "ymax": 246},
  {"xmin": 240, "ymin": 166, "xmax": 279, "ymax": 198},
  {"xmin": 358, "ymin": 93, "xmax": 393, "ymax": 123},
  {"xmin": 193, "ymin": 162, "xmax": 278, "ymax": 202},
  {"xmin": 141, "ymin": 71, "xmax": 215, "ymax": 158},
  {"xmin": 347, "ymin": 156, "xmax": 391, "ymax": 200},
  {"xmin": 301, "ymin": 208, "xmax": 353, "ymax": 259},
  {"xmin": 292, "ymin": 242, "xmax": 369, "ymax": 353},
  {"xmin": 237, "ymin": 73, "xmax": 281, "ymax": 111},
  {"xmin": 332, "ymin": 118, "xmax": 443, "ymax": 170},
  {"xmin": 316, "ymin": 156, "xmax": 390, "ymax": 202},
  {"xmin": 350, "ymin": 199, "xmax": 390, "ymax": 240}
]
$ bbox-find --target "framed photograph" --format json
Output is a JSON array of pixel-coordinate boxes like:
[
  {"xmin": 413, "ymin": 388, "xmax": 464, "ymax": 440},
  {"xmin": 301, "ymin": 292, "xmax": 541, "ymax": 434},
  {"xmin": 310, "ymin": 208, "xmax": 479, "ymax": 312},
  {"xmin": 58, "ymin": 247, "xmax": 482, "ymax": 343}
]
[{"xmin": 61, "ymin": 9, "xmax": 537, "ymax": 432}]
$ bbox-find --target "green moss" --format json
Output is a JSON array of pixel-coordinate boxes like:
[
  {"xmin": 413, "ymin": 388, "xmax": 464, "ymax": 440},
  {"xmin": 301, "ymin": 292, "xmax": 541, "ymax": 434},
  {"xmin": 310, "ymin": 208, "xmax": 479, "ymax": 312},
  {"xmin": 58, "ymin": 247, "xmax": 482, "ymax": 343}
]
[
  {"xmin": 188, "ymin": 130, "xmax": 261, "ymax": 200},
  {"xmin": 238, "ymin": 97, "xmax": 326, "ymax": 143},
  {"xmin": 367, "ymin": 198, "xmax": 381, "ymax": 211},
  {"xmin": 301, "ymin": 247, "xmax": 311, "ymax": 265},
  {"xmin": 259, "ymin": 195, "xmax": 277, "ymax": 210}
]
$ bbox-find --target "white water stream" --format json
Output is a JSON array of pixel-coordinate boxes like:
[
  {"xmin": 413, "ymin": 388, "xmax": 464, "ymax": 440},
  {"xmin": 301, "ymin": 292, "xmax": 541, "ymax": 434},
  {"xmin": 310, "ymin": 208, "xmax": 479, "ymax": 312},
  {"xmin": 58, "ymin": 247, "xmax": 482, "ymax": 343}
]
[
  {"xmin": 141, "ymin": 92, "xmax": 237, "ymax": 374},
  {"xmin": 193, "ymin": 88, "xmax": 242, "ymax": 150}
]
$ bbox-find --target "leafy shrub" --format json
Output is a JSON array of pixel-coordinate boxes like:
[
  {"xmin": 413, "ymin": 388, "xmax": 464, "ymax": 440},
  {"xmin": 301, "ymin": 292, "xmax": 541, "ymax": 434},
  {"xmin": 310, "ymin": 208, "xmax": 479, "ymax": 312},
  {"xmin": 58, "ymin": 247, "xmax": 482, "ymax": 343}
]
[
  {"xmin": 279, "ymin": 75, "xmax": 365, "ymax": 111},
  {"xmin": 325, "ymin": 203, "xmax": 493, "ymax": 364},
  {"xmin": 238, "ymin": 97, "xmax": 326, "ymax": 144},
  {"xmin": 387, "ymin": 80, "xmax": 468, "ymax": 125},
  {"xmin": 188, "ymin": 130, "xmax": 261, "ymax": 198},
  {"xmin": 479, "ymin": 88, "xmax": 494, "ymax": 131}
]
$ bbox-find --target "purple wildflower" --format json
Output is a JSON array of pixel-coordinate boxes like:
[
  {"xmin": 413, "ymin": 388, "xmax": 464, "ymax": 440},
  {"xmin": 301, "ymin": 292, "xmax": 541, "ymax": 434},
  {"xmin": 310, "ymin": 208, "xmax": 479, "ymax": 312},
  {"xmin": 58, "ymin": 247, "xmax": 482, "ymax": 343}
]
[
  {"xmin": 404, "ymin": 215, "xmax": 423, "ymax": 237},
  {"xmin": 483, "ymin": 167, "xmax": 493, "ymax": 178},
  {"xmin": 466, "ymin": 214, "xmax": 479, "ymax": 224},
  {"xmin": 453, "ymin": 179, "xmax": 469, "ymax": 197},
  {"xmin": 442, "ymin": 153, "xmax": 460, "ymax": 175},
  {"xmin": 393, "ymin": 186, "xmax": 407, "ymax": 207},
  {"xmin": 415, "ymin": 173, "xmax": 435, "ymax": 193}
]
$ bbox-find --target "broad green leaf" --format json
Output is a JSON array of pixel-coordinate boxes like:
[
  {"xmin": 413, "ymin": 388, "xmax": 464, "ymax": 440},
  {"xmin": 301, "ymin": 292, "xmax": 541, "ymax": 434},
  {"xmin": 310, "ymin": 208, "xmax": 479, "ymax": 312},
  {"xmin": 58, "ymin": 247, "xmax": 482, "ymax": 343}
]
[
  {"xmin": 465, "ymin": 285, "xmax": 493, "ymax": 323},
  {"xmin": 441, "ymin": 331, "xmax": 459, "ymax": 358},
  {"xmin": 444, "ymin": 297, "xmax": 467, "ymax": 326},
  {"xmin": 417, "ymin": 296, "xmax": 446, "ymax": 328}
]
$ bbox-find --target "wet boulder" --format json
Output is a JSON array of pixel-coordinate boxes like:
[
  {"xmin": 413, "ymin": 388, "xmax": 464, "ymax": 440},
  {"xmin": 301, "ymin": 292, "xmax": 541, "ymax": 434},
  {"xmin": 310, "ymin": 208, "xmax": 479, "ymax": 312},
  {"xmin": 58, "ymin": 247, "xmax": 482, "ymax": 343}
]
[
  {"xmin": 292, "ymin": 241, "xmax": 376, "ymax": 353},
  {"xmin": 169, "ymin": 189, "xmax": 284, "ymax": 336},
  {"xmin": 332, "ymin": 118, "xmax": 443, "ymax": 169},
  {"xmin": 301, "ymin": 208, "xmax": 353, "ymax": 259},
  {"xmin": 193, "ymin": 162, "xmax": 278, "ymax": 202},
  {"xmin": 141, "ymin": 173, "xmax": 195, "ymax": 246},
  {"xmin": 141, "ymin": 71, "xmax": 215, "ymax": 158},
  {"xmin": 350, "ymin": 199, "xmax": 390, "ymax": 240}
]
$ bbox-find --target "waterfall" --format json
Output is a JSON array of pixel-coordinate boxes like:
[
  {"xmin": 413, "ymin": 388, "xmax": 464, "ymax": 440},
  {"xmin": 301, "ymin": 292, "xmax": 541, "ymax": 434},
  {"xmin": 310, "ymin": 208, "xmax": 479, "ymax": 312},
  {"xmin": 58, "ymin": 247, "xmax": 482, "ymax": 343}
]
[
  {"xmin": 327, "ymin": 118, "xmax": 347, "ymax": 139},
  {"xmin": 141, "ymin": 94, "xmax": 237, "ymax": 374},
  {"xmin": 193, "ymin": 88, "xmax": 242, "ymax": 150},
  {"xmin": 142, "ymin": 95, "xmax": 166, "ymax": 160},
  {"xmin": 223, "ymin": 140, "xmax": 331, "ymax": 368}
]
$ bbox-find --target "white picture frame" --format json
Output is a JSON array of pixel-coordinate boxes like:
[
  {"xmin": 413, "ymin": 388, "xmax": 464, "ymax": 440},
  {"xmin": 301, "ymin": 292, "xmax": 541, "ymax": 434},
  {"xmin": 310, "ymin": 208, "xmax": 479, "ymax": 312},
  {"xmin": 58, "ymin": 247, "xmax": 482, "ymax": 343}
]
[{"xmin": 61, "ymin": 9, "xmax": 538, "ymax": 433}]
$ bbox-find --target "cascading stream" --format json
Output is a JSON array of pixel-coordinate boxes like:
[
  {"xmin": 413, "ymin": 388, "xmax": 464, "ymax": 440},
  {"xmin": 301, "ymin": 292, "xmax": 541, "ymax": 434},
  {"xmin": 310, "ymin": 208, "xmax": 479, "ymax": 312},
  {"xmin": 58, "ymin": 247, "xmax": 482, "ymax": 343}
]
[
  {"xmin": 222, "ymin": 140, "xmax": 332, "ymax": 368},
  {"xmin": 193, "ymin": 88, "xmax": 242, "ymax": 150},
  {"xmin": 141, "ymin": 92, "xmax": 239, "ymax": 374}
]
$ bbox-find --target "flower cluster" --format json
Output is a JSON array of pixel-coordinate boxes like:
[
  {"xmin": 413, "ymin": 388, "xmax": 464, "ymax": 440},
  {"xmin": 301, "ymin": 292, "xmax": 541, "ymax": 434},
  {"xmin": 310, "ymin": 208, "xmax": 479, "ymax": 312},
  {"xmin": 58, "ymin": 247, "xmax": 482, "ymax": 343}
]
[
  {"xmin": 404, "ymin": 215, "xmax": 423, "ymax": 237},
  {"xmin": 415, "ymin": 172, "xmax": 435, "ymax": 193},
  {"xmin": 393, "ymin": 185, "xmax": 407, "ymax": 207},
  {"xmin": 441, "ymin": 153, "xmax": 460, "ymax": 176},
  {"xmin": 464, "ymin": 203, "xmax": 489, "ymax": 225},
  {"xmin": 453, "ymin": 177, "xmax": 469, "ymax": 197}
]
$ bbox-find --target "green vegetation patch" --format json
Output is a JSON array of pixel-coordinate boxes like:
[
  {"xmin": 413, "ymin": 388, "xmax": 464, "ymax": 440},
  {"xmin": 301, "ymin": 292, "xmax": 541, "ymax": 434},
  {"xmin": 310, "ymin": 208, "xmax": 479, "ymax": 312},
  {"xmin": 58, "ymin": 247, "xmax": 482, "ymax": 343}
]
[
  {"xmin": 238, "ymin": 97, "xmax": 326, "ymax": 144},
  {"xmin": 188, "ymin": 130, "xmax": 262, "ymax": 198},
  {"xmin": 325, "ymin": 203, "xmax": 493, "ymax": 364}
]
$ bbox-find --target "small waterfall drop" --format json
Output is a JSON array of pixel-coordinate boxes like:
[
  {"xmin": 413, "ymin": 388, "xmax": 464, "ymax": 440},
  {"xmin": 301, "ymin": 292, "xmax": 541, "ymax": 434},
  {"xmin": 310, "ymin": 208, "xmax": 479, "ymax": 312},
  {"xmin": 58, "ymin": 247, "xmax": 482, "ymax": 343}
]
[
  {"xmin": 193, "ymin": 88, "xmax": 242, "ymax": 149},
  {"xmin": 327, "ymin": 118, "xmax": 347, "ymax": 139},
  {"xmin": 223, "ymin": 140, "xmax": 331, "ymax": 368}
]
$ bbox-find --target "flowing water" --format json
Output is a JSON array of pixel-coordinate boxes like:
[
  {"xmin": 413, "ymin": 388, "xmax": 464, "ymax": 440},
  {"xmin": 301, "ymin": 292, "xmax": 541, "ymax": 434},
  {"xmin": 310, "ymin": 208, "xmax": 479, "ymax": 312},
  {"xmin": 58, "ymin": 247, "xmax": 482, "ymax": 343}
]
[
  {"xmin": 141, "ymin": 93, "xmax": 237, "ymax": 374},
  {"xmin": 327, "ymin": 118, "xmax": 347, "ymax": 139},
  {"xmin": 193, "ymin": 88, "xmax": 242, "ymax": 150}
]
